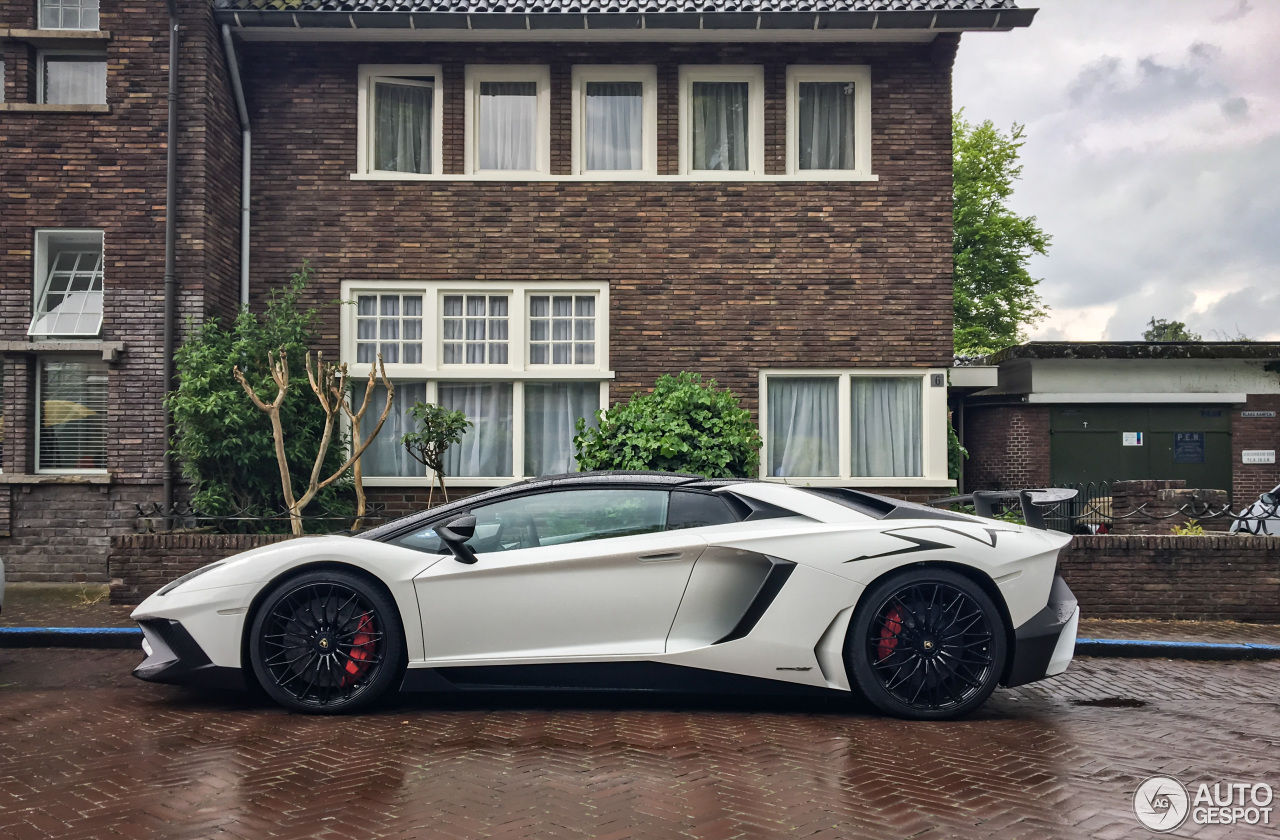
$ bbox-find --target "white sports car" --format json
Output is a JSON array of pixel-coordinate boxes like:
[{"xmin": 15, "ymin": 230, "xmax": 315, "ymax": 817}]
[{"xmin": 132, "ymin": 472, "xmax": 1080, "ymax": 720}]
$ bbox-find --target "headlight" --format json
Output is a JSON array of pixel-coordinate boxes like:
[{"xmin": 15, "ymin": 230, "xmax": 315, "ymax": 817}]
[{"xmin": 156, "ymin": 562, "xmax": 224, "ymax": 596}]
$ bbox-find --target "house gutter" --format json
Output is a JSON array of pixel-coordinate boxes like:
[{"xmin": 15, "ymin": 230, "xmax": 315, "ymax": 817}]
[
  {"xmin": 220, "ymin": 24, "xmax": 251, "ymax": 306},
  {"xmin": 161, "ymin": 0, "xmax": 179, "ymax": 519}
]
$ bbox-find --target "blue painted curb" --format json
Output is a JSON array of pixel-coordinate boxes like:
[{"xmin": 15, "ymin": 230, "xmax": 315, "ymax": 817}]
[
  {"xmin": 1075, "ymin": 638, "xmax": 1280, "ymax": 661},
  {"xmin": 0, "ymin": 626, "xmax": 142, "ymax": 650}
]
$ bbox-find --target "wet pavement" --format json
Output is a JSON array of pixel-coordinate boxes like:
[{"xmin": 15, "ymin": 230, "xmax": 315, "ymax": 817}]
[{"xmin": 1, "ymin": 650, "xmax": 1277, "ymax": 840}]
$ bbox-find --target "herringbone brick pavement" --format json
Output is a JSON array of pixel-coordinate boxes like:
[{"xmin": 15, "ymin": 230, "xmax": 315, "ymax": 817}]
[{"xmin": 0, "ymin": 651, "xmax": 1276, "ymax": 840}]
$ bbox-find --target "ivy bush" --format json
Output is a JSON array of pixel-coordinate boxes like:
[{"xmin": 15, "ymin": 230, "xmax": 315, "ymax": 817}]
[
  {"xmin": 573, "ymin": 372, "xmax": 761, "ymax": 478},
  {"xmin": 166, "ymin": 265, "xmax": 352, "ymax": 524}
]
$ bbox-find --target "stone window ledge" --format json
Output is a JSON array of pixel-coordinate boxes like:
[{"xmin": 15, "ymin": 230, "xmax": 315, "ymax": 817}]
[
  {"xmin": 0, "ymin": 28, "xmax": 111, "ymax": 45},
  {"xmin": 0, "ymin": 103, "xmax": 110, "ymax": 114},
  {"xmin": 0, "ymin": 473, "xmax": 112, "ymax": 485},
  {"xmin": 0, "ymin": 340, "xmax": 123, "ymax": 362}
]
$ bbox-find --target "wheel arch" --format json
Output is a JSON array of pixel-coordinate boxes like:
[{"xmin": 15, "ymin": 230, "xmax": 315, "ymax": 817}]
[{"xmin": 850, "ymin": 560, "xmax": 1018, "ymax": 685}]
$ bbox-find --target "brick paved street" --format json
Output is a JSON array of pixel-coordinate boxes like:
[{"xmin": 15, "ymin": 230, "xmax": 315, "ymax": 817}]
[{"xmin": 1, "ymin": 651, "xmax": 1277, "ymax": 840}]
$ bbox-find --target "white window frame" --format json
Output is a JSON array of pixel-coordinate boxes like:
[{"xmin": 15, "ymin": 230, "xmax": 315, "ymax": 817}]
[
  {"xmin": 35, "ymin": 355, "xmax": 109, "ymax": 475},
  {"xmin": 39, "ymin": 0, "xmax": 100, "ymax": 31},
  {"xmin": 678, "ymin": 65, "xmax": 766, "ymax": 177},
  {"xmin": 30, "ymin": 228, "xmax": 104, "ymax": 339},
  {"xmin": 356, "ymin": 65, "xmax": 445, "ymax": 179},
  {"xmin": 571, "ymin": 65, "xmax": 658, "ymax": 176},
  {"xmin": 464, "ymin": 65, "xmax": 552, "ymax": 177},
  {"xmin": 342, "ymin": 280, "xmax": 611, "ymax": 487},
  {"xmin": 36, "ymin": 49, "xmax": 107, "ymax": 105},
  {"xmin": 785, "ymin": 65, "xmax": 873, "ymax": 178},
  {"xmin": 526, "ymin": 291, "xmax": 600, "ymax": 368},
  {"xmin": 758, "ymin": 368, "xmax": 952, "ymax": 488},
  {"xmin": 440, "ymin": 291, "xmax": 512, "ymax": 368}
]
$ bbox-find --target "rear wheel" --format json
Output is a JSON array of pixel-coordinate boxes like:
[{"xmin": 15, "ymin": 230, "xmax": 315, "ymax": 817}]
[
  {"xmin": 249, "ymin": 570, "xmax": 406, "ymax": 714},
  {"xmin": 846, "ymin": 568, "xmax": 1006, "ymax": 720}
]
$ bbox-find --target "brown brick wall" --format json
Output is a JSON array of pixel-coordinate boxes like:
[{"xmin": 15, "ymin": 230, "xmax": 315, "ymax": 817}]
[
  {"xmin": 963, "ymin": 404, "xmax": 1050, "ymax": 491},
  {"xmin": 109, "ymin": 532, "xmax": 296, "ymax": 604},
  {"xmin": 1232, "ymin": 394, "xmax": 1280, "ymax": 506},
  {"xmin": 239, "ymin": 39, "xmax": 957, "ymax": 410}
]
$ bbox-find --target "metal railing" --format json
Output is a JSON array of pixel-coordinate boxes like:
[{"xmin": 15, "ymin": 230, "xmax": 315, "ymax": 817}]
[{"xmin": 133, "ymin": 501, "xmax": 391, "ymax": 534}]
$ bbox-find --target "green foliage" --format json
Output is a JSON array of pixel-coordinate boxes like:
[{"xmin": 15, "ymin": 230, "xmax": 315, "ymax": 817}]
[
  {"xmin": 953, "ymin": 110, "xmax": 1051, "ymax": 355},
  {"xmin": 1171, "ymin": 519, "xmax": 1206, "ymax": 536},
  {"xmin": 1143, "ymin": 317, "xmax": 1201, "ymax": 342},
  {"xmin": 947, "ymin": 416, "xmax": 968, "ymax": 481},
  {"xmin": 573, "ymin": 372, "xmax": 762, "ymax": 478},
  {"xmin": 166, "ymin": 264, "xmax": 352, "ymax": 525},
  {"xmin": 401, "ymin": 402, "xmax": 472, "ymax": 474}
]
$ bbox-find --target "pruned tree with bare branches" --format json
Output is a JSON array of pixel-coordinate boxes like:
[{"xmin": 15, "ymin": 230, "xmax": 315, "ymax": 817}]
[{"xmin": 233, "ymin": 348, "xmax": 394, "ymax": 535}]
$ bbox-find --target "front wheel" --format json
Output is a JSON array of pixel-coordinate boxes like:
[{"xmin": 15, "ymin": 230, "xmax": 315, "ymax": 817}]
[
  {"xmin": 846, "ymin": 568, "xmax": 1007, "ymax": 720},
  {"xmin": 248, "ymin": 569, "xmax": 406, "ymax": 714}
]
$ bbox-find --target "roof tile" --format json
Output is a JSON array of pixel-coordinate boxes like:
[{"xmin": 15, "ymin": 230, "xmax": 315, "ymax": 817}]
[{"xmin": 216, "ymin": 0, "xmax": 1018, "ymax": 14}]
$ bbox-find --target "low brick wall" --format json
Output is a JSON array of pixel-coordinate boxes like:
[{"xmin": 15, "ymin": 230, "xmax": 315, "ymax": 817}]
[
  {"xmin": 109, "ymin": 532, "xmax": 1280, "ymax": 622},
  {"xmin": 109, "ymin": 534, "xmax": 294, "ymax": 605},
  {"xmin": 1059, "ymin": 535, "xmax": 1280, "ymax": 622}
]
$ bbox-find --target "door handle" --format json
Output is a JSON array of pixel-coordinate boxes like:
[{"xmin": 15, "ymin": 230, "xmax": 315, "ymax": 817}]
[{"xmin": 638, "ymin": 551, "xmax": 683, "ymax": 563}]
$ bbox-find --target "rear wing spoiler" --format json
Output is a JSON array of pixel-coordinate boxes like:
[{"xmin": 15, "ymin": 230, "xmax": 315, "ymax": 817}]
[{"xmin": 926, "ymin": 488, "xmax": 1078, "ymax": 530}]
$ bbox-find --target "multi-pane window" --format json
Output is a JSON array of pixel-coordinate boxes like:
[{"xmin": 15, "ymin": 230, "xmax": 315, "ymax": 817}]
[
  {"xmin": 372, "ymin": 78, "xmax": 434, "ymax": 174},
  {"xmin": 787, "ymin": 66, "xmax": 871, "ymax": 175},
  {"xmin": 680, "ymin": 67, "xmax": 764, "ymax": 175},
  {"xmin": 529, "ymin": 295, "xmax": 595, "ymax": 365},
  {"xmin": 40, "ymin": 53, "xmax": 106, "ymax": 105},
  {"xmin": 40, "ymin": 0, "xmax": 99, "ymax": 30},
  {"xmin": 355, "ymin": 293, "xmax": 423, "ymax": 364},
  {"xmin": 37, "ymin": 358, "xmax": 108, "ymax": 472},
  {"xmin": 443, "ymin": 295, "xmax": 509, "ymax": 365},
  {"xmin": 29, "ymin": 230, "xmax": 104, "ymax": 338},
  {"xmin": 466, "ymin": 66, "xmax": 550, "ymax": 175}
]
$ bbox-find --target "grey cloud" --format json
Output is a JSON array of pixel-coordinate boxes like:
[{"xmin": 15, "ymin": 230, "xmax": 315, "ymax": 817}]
[
  {"xmin": 1221, "ymin": 96, "xmax": 1249, "ymax": 120},
  {"xmin": 1066, "ymin": 43, "xmax": 1228, "ymax": 116},
  {"xmin": 1215, "ymin": 0, "xmax": 1252, "ymax": 22}
]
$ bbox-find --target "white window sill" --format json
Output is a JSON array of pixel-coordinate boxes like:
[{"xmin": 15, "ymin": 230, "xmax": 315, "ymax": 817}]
[
  {"xmin": 761, "ymin": 477, "xmax": 957, "ymax": 489},
  {"xmin": 350, "ymin": 172, "xmax": 879, "ymax": 184},
  {"xmin": 363, "ymin": 475, "xmax": 525, "ymax": 488},
  {"xmin": 346, "ymin": 364, "xmax": 613, "ymax": 381},
  {"xmin": 0, "ymin": 103, "xmax": 109, "ymax": 113}
]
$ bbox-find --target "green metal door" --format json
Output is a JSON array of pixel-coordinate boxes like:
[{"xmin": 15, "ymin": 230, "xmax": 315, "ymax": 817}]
[{"xmin": 1049, "ymin": 404, "xmax": 1232, "ymax": 493}]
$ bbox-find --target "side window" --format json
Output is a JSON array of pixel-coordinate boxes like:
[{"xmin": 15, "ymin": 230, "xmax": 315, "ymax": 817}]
[
  {"xmin": 466, "ymin": 489, "xmax": 669, "ymax": 554},
  {"xmin": 391, "ymin": 525, "xmax": 449, "ymax": 555},
  {"xmin": 666, "ymin": 491, "xmax": 741, "ymax": 531}
]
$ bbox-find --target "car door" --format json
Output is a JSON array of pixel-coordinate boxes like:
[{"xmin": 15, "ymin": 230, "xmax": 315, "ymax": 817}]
[{"xmin": 413, "ymin": 487, "xmax": 707, "ymax": 662}]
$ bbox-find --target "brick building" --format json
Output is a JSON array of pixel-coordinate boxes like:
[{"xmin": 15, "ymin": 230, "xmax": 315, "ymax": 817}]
[
  {"xmin": 1, "ymin": 0, "xmax": 1034, "ymax": 581},
  {"xmin": 957, "ymin": 342, "xmax": 1280, "ymax": 507}
]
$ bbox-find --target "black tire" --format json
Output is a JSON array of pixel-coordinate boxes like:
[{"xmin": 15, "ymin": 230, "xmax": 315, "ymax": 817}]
[
  {"xmin": 248, "ymin": 569, "xmax": 406, "ymax": 714},
  {"xmin": 846, "ymin": 567, "xmax": 1007, "ymax": 721}
]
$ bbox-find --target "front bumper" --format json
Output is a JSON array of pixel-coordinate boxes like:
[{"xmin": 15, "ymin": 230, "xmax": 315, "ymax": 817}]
[
  {"xmin": 134, "ymin": 619, "xmax": 246, "ymax": 690},
  {"xmin": 1003, "ymin": 574, "xmax": 1079, "ymax": 687}
]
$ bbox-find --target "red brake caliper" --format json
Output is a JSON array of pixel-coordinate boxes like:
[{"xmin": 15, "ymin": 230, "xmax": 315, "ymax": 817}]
[
  {"xmin": 877, "ymin": 606, "xmax": 904, "ymax": 662},
  {"xmin": 341, "ymin": 613, "xmax": 376, "ymax": 686}
]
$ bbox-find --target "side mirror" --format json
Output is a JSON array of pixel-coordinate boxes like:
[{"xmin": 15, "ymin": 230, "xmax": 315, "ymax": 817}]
[{"xmin": 437, "ymin": 515, "xmax": 479, "ymax": 565}]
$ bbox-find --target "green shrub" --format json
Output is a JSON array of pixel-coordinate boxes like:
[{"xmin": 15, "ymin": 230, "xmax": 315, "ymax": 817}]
[
  {"xmin": 573, "ymin": 372, "xmax": 761, "ymax": 478},
  {"xmin": 165, "ymin": 264, "xmax": 352, "ymax": 524}
]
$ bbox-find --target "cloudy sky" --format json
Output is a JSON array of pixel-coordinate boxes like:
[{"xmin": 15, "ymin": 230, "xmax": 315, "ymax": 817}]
[{"xmin": 953, "ymin": 0, "xmax": 1280, "ymax": 342}]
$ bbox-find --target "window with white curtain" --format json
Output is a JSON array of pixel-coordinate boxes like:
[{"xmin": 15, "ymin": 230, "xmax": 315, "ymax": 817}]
[
  {"xmin": 572, "ymin": 66, "xmax": 657, "ymax": 175},
  {"xmin": 442, "ymin": 294, "xmax": 508, "ymax": 365},
  {"xmin": 466, "ymin": 66, "xmax": 550, "ymax": 175},
  {"xmin": 524, "ymin": 381, "xmax": 600, "ymax": 477},
  {"xmin": 355, "ymin": 293, "xmax": 423, "ymax": 364},
  {"xmin": 358, "ymin": 66, "xmax": 444, "ymax": 177},
  {"xmin": 679, "ymin": 66, "xmax": 764, "ymax": 175},
  {"xmin": 39, "ymin": 52, "xmax": 106, "ymax": 105},
  {"xmin": 356, "ymin": 382, "xmax": 426, "ymax": 478},
  {"xmin": 37, "ymin": 358, "xmax": 108, "ymax": 473},
  {"xmin": 786, "ymin": 66, "xmax": 872, "ymax": 176},
  {"xmin": 29, "ymin": 230, "xmax": 103, "ymax": 338},
  {"xmin": 40, "ymin": 0, "xmax": 99, "ymax": 30},
  {"xmin": 761, "ymin": 370, "xmax": 944, "ymax": 484},
  {"xmin": 438, "ymin": 381, "xmax": 514, "ymax": 478}
]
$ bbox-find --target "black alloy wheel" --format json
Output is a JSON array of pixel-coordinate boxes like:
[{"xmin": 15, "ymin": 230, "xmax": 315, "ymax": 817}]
[
  {"xmin": 846, "ymin": 568, "xmax": 1007, "ymax": 720},
  {"xmin": 249, "ymin": 570, "xmax": 406, "ymax": 714}
]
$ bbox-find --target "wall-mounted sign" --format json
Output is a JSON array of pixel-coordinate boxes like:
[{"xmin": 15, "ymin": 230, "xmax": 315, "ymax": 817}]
[
  {"xmin": 1241, "ymin": 411, "xmax": 1277, "ymax": 418},
  {"xmin": 1174, "ymin": 432, "xmax": 1205, "ymax": 464},
  {"xmin": 1242, "ymin": 450, "xmax": 1276, "ymax": 465},
  {"xmin": 1123, "ymin": 432, "xmax": 1144, "ymax": 446}
]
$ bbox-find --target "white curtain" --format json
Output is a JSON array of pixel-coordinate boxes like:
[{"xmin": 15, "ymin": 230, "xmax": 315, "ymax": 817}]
[
  {"xmin": 524, "ymin": 383, "xmax": 600, "ymax": 477},
  {"xmin": 851, "ymin": 377, "xmax": 922, "ymax": 477},
  {"xmin": 357, "ymin": 382, "xmax": 424, "ymax": 478},
  {"xmin": 374, "ymin": 81, "xmax": 432, "ymax": 174},
  {"xmin": 798, "ymin": 82, "xmax": 856, "ymax": 170},
  {"xmin": 44, "ymin": 57, "xmax": 106, "ymax": 105},
  {"xmin": 479, "ymin": 82, "xmax": 537, "ymax": 171},
  {"xmin": 767, "ymin": 378, "xmax": 838, "ymax": 477},
  {"xmin": 585, "ymin": 82, "xmax": 643, "ymax": 171},
  {"xmin": 692, "ymin": 81, "xmax": 748, "ymax": 171},
  {"xmin": 439, "ymin": 382, "xmax": 514, "ymax": 477}
]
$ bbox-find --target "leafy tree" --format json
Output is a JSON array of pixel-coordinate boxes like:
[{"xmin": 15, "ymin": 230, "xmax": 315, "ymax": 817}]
[
  {"xmin": 166, "ymin": 265, "xmax": 353, "ymax": 525},
  {"xmin": 573, "ymin": 372, "xmax": 761, "ymax": 478},
  {"xmin": 401, "ymin": 401, "xmax": 472, "ymax": 507},
  {"xmin": 1143, "ymin": 317, "xmax": 1201, "ymax": 342},
  {"xmin": 953, "ymin": 110, "xmax": 1051, "ymax": 355}
]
